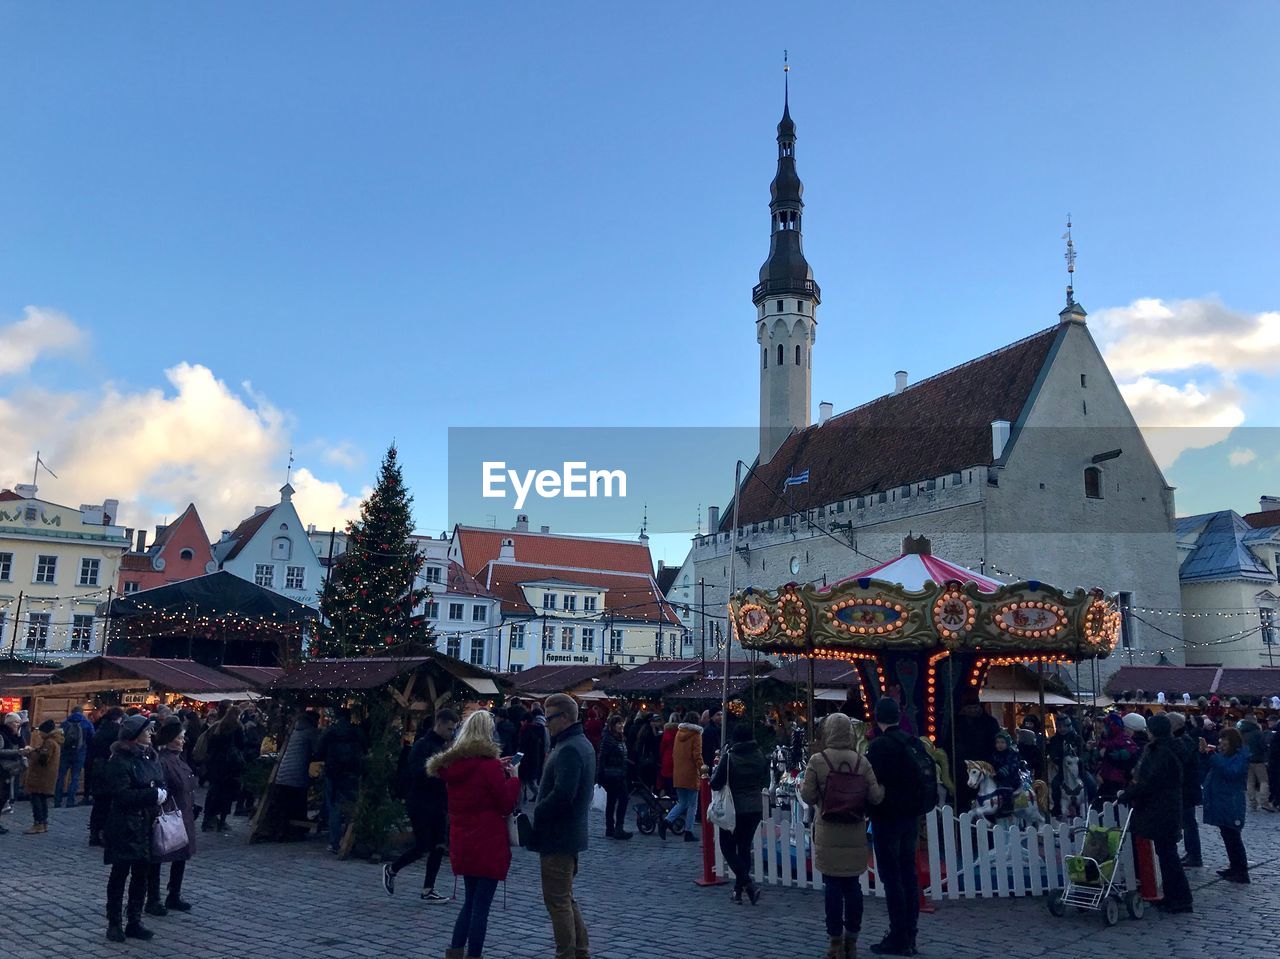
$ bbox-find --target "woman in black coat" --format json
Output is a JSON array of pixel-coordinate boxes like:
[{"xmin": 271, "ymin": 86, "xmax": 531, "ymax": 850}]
[
  {"xmin": 598, "ymin": 715, "xmax": 631, "ymax": 840},
  {"xmin": 1119, "ymin": 713, "xmax": 1192, "ymax": 912},
  {"xmin": 147, "ymin": 720, "xmax": 197, "ymax": 915},
  {"xmin": 102, "ymin": 716, "xmax": 167, "ymax": 942}
]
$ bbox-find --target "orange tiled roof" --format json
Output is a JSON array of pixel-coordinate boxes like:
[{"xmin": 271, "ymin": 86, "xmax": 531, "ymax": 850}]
[
  {"xmin": 482, "ymin": 561, "xmax": 680, "ymax": 625},
  {"xmin": 456, "ymin": 526, "xmax": 655, "ymax": 578}
]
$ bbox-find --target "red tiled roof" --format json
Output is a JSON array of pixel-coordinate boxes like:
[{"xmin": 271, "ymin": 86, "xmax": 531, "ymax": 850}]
[
  {"xmin": 445, "ymin": 561, "xmax": 496, "ymax": 600},
  {"xmin": 1215, "ymin": 669, "xmax": 1280, "ymax": 699},
  {"xmin": 455, "ymin": 526, "xmax": 655, "ymax": 578},
  {"xmin": 0, "ymin": 489, "xmax": 22, "ymax": 501},
  {"xmin": 220, "ymin": 506, "xmax": 277, "ymax": 562},
  {"xmin": 482, "ymin": 562, "xmax": 681, "ymax": 625},
  {"xmin": 723, "ymin": 326, "xmax": 1062, "ymax": 528},
  {"xmin": 1242, "ymin": 509, "xmax": 1280, "ymax": 530},
  {"xmin": 120, "ymin": 554, "xmax": 152, "ymax": 572},
  {"xmin": 1105, "ymin": 665, "xmax": 1223, "ymax": 698}
]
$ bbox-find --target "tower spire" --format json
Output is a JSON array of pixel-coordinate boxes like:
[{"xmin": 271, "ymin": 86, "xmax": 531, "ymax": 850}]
[{"xmin": 1058, "ymin": 214, "xmax": 1087, "ymax": 323}]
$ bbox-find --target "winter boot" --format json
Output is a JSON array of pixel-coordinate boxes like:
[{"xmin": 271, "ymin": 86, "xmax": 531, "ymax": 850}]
[
  {"xmin": 89, "ymin": 830, "xmax": 103, "ymax": 847},
  {"xmin": 145, "ymin": 901, "xmax": 169, "ymax": 917},
  {"xmin": 843, "ymin": 935, "xmax": 858, "ymax": 959},
  {"xmin": 124, "ymin": 921, "xmax": 154, "ymax": 940},
  {"xmin": 106, "ymin": 924, "xmax": 126, "ymax": 943},
  {"xmin": 165, "ymin": 895, "xmax": 192, "ymax": 912},
  {"xmin": 683, "ymin": 829, "xmax": 698, "ymax": 842},
  {"xmin": 444, "ymin": 949, "xmax": 464, "ymax": 959},
  {"xmin": 825, "ymin": 936, "xmax": 844, "ymax": 959},
  {"xmin": 657, "ymin": 817, "xmax": 668, "ymax": 839}
]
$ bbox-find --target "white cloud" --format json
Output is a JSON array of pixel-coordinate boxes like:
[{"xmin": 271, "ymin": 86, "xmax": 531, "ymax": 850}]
[
  {"xmin": 0, "ymin": 306, "xmax": 86, "ymax": 375},
  {"xmin": 0, "ymin": 359, "xmax": 368, "ymax": 534},
  {"xmin": 1228, "ymin": 447, "xmax": 1258, "ymax": 467},
  {"xmin": 1095, "ymin": 297, "xmax": 1280, "ymax": 380},
  {"xmin": 319, "ymin": 441, "xmax": 363, "ymax": 470},
  {"xmin": 1114, "ymin": 375, "xmax": 1245, "ymax": 468}
]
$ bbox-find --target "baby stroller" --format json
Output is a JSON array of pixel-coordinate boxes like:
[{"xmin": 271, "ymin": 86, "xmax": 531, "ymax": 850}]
[
  {"xmin": 631, "ymin": 780, "xmax": 685, "ymax": 836},
  {"xmin": 1047, "ymin": 810, "xmax": 1144, "ymax": 926}
]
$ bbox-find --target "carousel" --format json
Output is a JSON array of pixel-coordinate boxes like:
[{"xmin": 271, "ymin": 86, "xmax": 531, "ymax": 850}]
[{"xmin": 727, "ymin": 535, "xmax": 1121, "ymax": 750}]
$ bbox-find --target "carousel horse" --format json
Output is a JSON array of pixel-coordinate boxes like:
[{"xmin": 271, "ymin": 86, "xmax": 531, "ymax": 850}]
[
  {"xmin": 965, "ymin": 760, "xmax": 1050, "ymax": 827},
  {"xmin": 1058, "ymin": 752, "xmax": 1088, "ymax": 820},
  {"xmin": 920, "ymin": 736, "xmax": 955, "ymax": 808}
]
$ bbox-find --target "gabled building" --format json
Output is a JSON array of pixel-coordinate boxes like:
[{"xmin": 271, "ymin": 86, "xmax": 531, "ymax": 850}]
[
  {"xmin": 0, "ymin": 484, "xmax": 129, "ymax": 662},
  {"xmin": 118, "ymin": 504, "xmax": 217, "ymax": 596},
  {"xmin": 451, "ymin": 519, "xmax": 685, "ymax": 672},
  {"xmin": 211, "ymin": 484, "xmax": 325, "ymax": 608},
  {"xmin": 1177, "ymin": 498, "xmax": 1280, "ymax": 668}
]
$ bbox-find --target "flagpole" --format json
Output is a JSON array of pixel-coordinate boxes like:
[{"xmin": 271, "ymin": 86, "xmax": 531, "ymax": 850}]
[{"xmin": 723, "ymin": 460, "xmax": 743, "ymax": 736}]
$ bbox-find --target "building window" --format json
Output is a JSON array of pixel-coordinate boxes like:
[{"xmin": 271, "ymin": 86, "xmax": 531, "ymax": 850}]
[
  {"xmin": 25, "ymin": 612, "xmax": 51, "ymax": 650},
  {"xmin": 179, "ymin": 548, "xmax": 195, "ymax": 561},
  {"xmin": 560, "ymin": 626, "xmax": 574, "ymax": 651},
  {"xmin": 795, "ymin": 344, "xmax": 801, "ymax": 365},
  {"xmin": 123, "ymin": 581, "xmax": 140, "ymax": 595},
  {"xmin": 562, "ymin": 594, "xmax": 576, "ymax": 612},
  {"xmin": 472, "ymin": 605, "xmax": 487, "ymax": 623},
  {"xmin": 446, "ymin": 636, "xmax": 461, "ymax": 659},
  {"xmin": 254, "ymin": 564, "xmax": 275, "ymax": 588},
  {"xmin": 35, "ymin": 555, "xmax": 57, "ymax": 584},
  {"xmin": 797, "ymin": 300, "xmax": 805, "ymax": 314},
  {"xmin": 1080, "ymin": 374, "xmax": 1087, "ymax": 388},
  {"xmin": 542, "ymin": 623, "xmax": 554, "ymax": 651},
  {"xmin": 424, "ymin": 566, "xmax": 443, "ymax": 584},
  {"xmin": 1084, "ymin": 467, "xmax": 1103, "ymax": 499},
  {"xmin": 424, "ymin": 600, "xmax": 439, "ymax": 619},
  {"xmin": 776, "ymin": 300, "xmax": 784, "ymax": 313},
  {"xmin": 610, "ymin": 629, "xmax": 624, "ymax": 654},
  {"xmin": 271, "ymin": 536, "xmax": 292, "ymax": 561},
  {"xmin": 0, "ymin": 612, "xmax": 5, "ymax": 642},
  {"xmin": 511, "ymin": 623, "xmax": 526, "ymax": 650},
  {"xmin": 1262, "ymin": 607, "xmax": 1277, "ymax": 646},
  {"xmin": 543, "ymin": 593, "xmax": 557, "ymax": 610},
  {"xmin": 584, "ymin": 595, "xmax": 597, "ymax": 612},
  {"xmin": 0, "ymin": 552, "xmax": 12, "ymax": 581},
  {"xmin": 469, "ymin": 637, "xmax": 486, "ymax": 665},
  {"xmin": 763, "ymin": 349, "xmax": 767, "ymax": 370},
  {"xmin": 448, "ymin": 602, "xmax": 464, "ymax": 621},
  {"xmin": 683, "ymin": 630, "xmax": 693, "ymax": 647},
  {"xmin": 284, "ymin": 566, "xmax": 305, "ymax": 590},
  {"xmin": 581, "ymin": 627, "xmax": 595, "ymax": 652},
  {"xmin": 1118, "ymin": 592, "xmax": 1134, "ymax": 648},
  {"xmin": 510, "ymin": 663, "xmax": 524, "ymax": 673},
  {"xmin": 777, "ymin": 344, "xmax": 784, "ymax": 366},
  {"xmin": 70, "ymin": 614, "xmax": 94, "ymax": 652}
]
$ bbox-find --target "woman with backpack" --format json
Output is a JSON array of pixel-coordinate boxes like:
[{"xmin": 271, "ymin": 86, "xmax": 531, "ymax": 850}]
[
  {"xmin": 801, "ymin": 713, "xmax": 884, "ymax": 959},
  {"xmin": 710, "ymin": 723, "xmax": 771, "ymax": 904}
]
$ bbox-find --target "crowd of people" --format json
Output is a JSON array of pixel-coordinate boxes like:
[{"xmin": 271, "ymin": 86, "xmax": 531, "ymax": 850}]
[{"xmin": 2, "ymin": 688, "xmax": 1277, "ymax": 955}]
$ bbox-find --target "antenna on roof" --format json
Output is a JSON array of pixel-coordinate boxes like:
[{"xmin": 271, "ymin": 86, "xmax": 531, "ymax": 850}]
[
  {"xmin": 783, "ymin": 49, "xmax": 789, "ymax": 102},
  {"xmin": 285, "ymin": 449, "xmax": 294, "ymax": 486},
  {"xmin": 1062, "ymin": 214, "xmax": 1077, "ymax": 307}
]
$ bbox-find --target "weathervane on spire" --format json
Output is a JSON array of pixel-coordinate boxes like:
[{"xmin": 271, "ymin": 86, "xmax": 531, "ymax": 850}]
[
  {"xmin": 286, "ymin": 449, "xmax": 294, "ymax": 486},
  {"xmin": 1062, "ymin": 214, "xmax": 1077, "ymax": 307},
  {"xmin": 784, "ymin": 49, "xmax": 790, "ymax": 99}
]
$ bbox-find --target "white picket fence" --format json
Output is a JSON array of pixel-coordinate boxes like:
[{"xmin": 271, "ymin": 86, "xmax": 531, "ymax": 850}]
[{"xmin": 713, "ymin": 794, "xmax": 1137, "ymax": 900}]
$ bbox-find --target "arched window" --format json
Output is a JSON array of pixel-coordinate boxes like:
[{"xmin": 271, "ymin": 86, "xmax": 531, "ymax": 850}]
[
  {"xmin": 179, "ymin": 548, "xmax": 194, "ymax": 561},
  {"xmin": 795, "ymin": 344, "xmax": 801, "ymax": 365},
  {"xmin": 272, "ymin": 535, "xmax": 293, "ymax": 560},
  {"xmin": 762, "ymin": 348, "xmax": 767, "ymax": 370},
  {"xmin": 777, "ymin": 344, "xmax": 784, "ymax": 366},
  {"xmin": 1084, "ymin": 467, "xmax": 1103, "ymax": 499}
]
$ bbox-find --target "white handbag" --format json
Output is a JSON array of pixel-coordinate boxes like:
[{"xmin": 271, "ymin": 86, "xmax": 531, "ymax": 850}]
[
  {"xmin": 152, "ymin": 799, "xmax": 188, "ymax": 857},
  {"xmin": 706, "ymin": 755, "xmax": 737, "ymax": 832}
]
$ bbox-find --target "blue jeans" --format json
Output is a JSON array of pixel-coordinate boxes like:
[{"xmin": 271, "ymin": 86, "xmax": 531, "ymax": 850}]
[
  {"xmin": 871, "ymin": 817, "xmax": 919, "ymax": 947},
  {"xmin": 824, "ymin": 874, "xmax": 864, "ymax": 939},
  {"xmin": 451, "ymin": 876, "xmax": 499, "ymax": 956},
  {"xmin": 666, "ymin": 787, "xmax": 697, "ymax": 827},
  {"xmin": 324, "ymin": 777, "xmax": 359, "ymax": 850},
  {"xmin": 1181, "ymin": 803, "xmax": 1202, "ymax": 863},
  {"xmin": 55, "ymin": 753, "xmax": 84, "ymax": 806}
]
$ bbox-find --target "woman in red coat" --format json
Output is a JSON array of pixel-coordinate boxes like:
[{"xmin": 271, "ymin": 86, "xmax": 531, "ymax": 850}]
[
  {"xmin": 658, "ymin": 713, "xmax": 679, "ymax": 796},
  {"xmin": 427, "ymin": 710, "xmax": 520, "ymax": 959}
]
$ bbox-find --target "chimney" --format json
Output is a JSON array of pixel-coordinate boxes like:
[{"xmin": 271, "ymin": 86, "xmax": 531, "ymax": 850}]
[
  {"xmin": 136, "ymin": 529, "xmax": 148, "ymax": 553},
  {"xmin": 252, "ymin": 505, "xmax": 271, "ymax": 516},
  {"xmin": 540, "ymin": 525, "xmax": 551, "ymax": 534},
  {"xmin": 499, "ymin": 537, "xmax": 515, "ymax": 560},
  {"xmin": 15, "ymin": 483, "xmax": 37, "ymax": 499},
  {"xmin": 1260, "ymin": 495, "xmax": 1280, "ymax": 514},
  {"xmin": 819, "ymin": 401, "xmax": 833, "ymax": 425},
  {"xmin": 154, "ymin": 524, "xmax": 167, "ymax": 542},
  {"xmin": 991, "ymin": 420, "xmax": 1012, "ymax": 461},
  {"xmin": 707, "ymin": 505, "xmax": 720, "ymax": 533},
  {"xmin": 221, "ymin": 530, "xmax": 232, "ymax": 542},
  {"xmin": 514, "ymin": 514, "xmax": 529, "ymax": 532},
  {"xmin": 894, "ymin": 371, "xmax": 909, "ymax": 395},
  {"xmin": 103, "ymin": 499, "xmax": 119, "ymax": 524}
]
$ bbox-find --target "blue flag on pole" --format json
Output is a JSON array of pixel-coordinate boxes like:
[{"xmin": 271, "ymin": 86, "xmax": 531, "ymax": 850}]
[{"xmin": 784, "ymin": 469, "xmax": 810, "ymax": 488}]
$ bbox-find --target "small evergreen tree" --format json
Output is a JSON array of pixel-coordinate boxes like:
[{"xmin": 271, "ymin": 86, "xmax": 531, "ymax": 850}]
[{"xmin": 314, "ymin": 444, "xmax": 432, "ymax": 657}]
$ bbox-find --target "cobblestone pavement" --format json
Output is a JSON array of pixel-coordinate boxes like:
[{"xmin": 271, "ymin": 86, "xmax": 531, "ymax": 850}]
[{"xmin": 6, "ymin": 799, "xmax": 1278, "ymax": 959}]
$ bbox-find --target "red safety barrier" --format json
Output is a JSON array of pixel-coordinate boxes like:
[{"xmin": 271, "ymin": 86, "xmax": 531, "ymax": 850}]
[
  {"xmin": 694, "ymin": 776, "xmax": 727, "ymax": 887},
  {"xmin": 1134, "ymin": 837, "xmax": 1162, "ymax": 901}
]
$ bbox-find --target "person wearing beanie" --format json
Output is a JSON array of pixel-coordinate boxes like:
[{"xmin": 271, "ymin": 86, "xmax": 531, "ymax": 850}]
[
  {"xmin": 866, "ymin": 697, "xmax": 922, "ymax": 956},
  {"xmin": 101, "ymin": 715, "xmax": 167, "ymax": 942},
  {"xmin": 1119, "ymin": 711, "xmax": 1192, "ymax": 912},
  {"xmin": 21, "ymin": 719, "xmax": 62, "ymax": 834},
  {"xmin": 800, "ymin": 713, "xmax": 883, "ymax": 959},
  {"xmin": 1167, "ymin": 712, "xmax": 1204, "ymax": 867},
  {"xmin": 147, "ymin": 719, "xmax": 197, "ymax": 916},
  {"xmin": 0, "ymin": 713, "xmax": 31, "ymax": 832}
]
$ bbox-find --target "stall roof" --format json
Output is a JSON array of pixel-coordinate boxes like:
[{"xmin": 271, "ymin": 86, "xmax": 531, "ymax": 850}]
[
  {"xmin": 770, "ymin": 659, "xmax": 862, "ymax": 688},
  {"xmin": 665, "ymin": 674, "xmax": 799, "ymax": 704},
  {"xmin": 509, "ymin": 664, "xmax": 622, "ymax": 694},
  {"xmin": 271, "ymin": 653, "xmax": 502, "ymax": 696},
  {"xmin": 52, "ymin": 656, "xmax": 252, "ymax": 694},
  {"xmin": 218, "ymin": 665, "xmax": 284, "ymax": 688},
  {"xmin": 105, "ymin": 570, "xmax": 319, "ymax": 622},
  {"xmin": 1105, "ymin": 665, "xmax": 1224, "ymax": 698},
  {"xmin": 1214, "ymin": 668, "xmax": 1280, "ymax": 699},
  {"xmin": 599, "ymin": 659, "xmax": 702, "ymax": 694}
]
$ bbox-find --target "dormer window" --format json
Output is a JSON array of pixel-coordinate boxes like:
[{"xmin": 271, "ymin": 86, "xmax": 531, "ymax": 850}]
[
  {"xmin": 272, "ymin": 536, "xmax": 292, "ymax": 560},
  {"xmin": 179, "ymin": 548, "xmax": 195, "ymax": 561}
]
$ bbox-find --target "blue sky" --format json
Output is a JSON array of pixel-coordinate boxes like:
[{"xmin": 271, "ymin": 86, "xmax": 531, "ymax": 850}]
[{"xmin": 1, "ymin": 2, "xmax": 1277, "ymax": 566}]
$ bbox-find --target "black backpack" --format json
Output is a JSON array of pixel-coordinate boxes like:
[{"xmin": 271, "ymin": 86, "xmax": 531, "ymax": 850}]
[
  {"xmin": 888, "ymin": 730, "xmax": 938, "ymax": 817},
  {"xmin": 62, "ymin": 719, "xmax": 83, "ymax": 751}
]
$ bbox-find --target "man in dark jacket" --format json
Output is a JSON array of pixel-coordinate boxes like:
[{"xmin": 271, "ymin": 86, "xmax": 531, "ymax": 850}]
[
  {"xmin": 316, "ymin": 707, "xmax": 368, "ymax": 854},
  {"xmin": 382, "ymin": 709, "xmax": 457, "ymax": 902},
  {"xmin": 88, "ymin": 708, "xmax": 125, "ymax": 847},
  {"xmin": 702, "ymin": 705, "xmax": 724, "ymax": 768},
  {"xmin": 1168, "ymin": 712, "xmax": 1203, "ymax": 867},
  {"xmin": 201, "ymin": 705, "xmax": 246, "ymax": 833},
  {"xmin": 534, "ymin": 693, "xmax": 595, "ymax": 959},
  {"xmin": 1239, "ymin": 712, "xmax": 1269, "ymax": 811},
  {"xmin": 55, "ymin": 705, "xmax": 95, "ymax": 807},
  {"xmin": 1120, "ymin": 712, "xmax": 1191, "ymax": 913},
  {"xmin": 950, "ymin": 693, "xmax": 999, "ymax": 813},
  {"xmin": 866, "ymin": 696, "xmax": 923, "ymax": 956}
]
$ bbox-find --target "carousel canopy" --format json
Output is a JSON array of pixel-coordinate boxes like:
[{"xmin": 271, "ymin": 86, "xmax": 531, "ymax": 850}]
[{"xmin": 839, "ymin": 545, "xmax": 1001, "ymax": 592}]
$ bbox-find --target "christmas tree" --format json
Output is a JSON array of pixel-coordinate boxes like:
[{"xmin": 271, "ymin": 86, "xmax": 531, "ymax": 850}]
[{"xmin": 314, "ymin": 444, "xmax": 433, "ymax": 657}]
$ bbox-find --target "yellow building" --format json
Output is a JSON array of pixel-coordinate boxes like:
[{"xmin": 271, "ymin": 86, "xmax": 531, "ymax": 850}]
[{"xmin": 0, "ymin": 484, "xmax": 130, "ymax": 663}]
